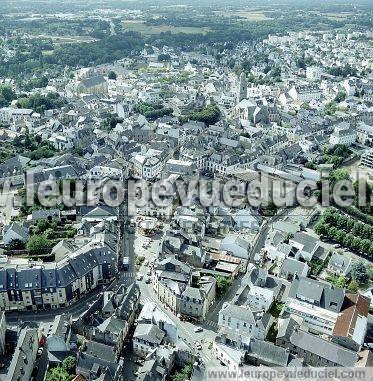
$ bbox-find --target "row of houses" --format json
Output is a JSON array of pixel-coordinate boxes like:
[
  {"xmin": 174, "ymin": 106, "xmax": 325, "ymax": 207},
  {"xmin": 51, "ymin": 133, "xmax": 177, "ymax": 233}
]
[{"xmin": 0, "ymin": 227, "xmax": 118, "ymax": 311}]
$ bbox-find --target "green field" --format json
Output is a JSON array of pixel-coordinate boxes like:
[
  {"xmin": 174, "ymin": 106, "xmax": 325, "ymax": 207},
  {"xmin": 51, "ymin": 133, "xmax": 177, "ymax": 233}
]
[
  {"xmin": 323, "ymin": 12, "xmax": 353, "ymax": 20},
  {"xmin": 232, "ymin": 11, "xmax": 273, "ymax": 21},
  {"xmin": 123, "ymin": 20, "xmax": 210, "ymax": 35},
  {"xmin": 214, "ymin": 10, "xmax": 272, "ymax": 21}
]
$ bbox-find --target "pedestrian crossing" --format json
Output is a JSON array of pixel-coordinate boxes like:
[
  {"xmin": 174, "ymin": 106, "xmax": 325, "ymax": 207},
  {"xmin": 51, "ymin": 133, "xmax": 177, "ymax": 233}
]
[
  {"xmin": 202, "ymin": 352, "xmax": 213, "ymax": 364},
  {"xmin": 141, "ymin": 296, "xmax": 158, "ymax": 304},
  {"xmin": 205, "ymin": 320, "xmax": 218, "ymax": 329},
  {"xmin": 122, "ymin": 272, "xmax": 136, "ymax": 278}
]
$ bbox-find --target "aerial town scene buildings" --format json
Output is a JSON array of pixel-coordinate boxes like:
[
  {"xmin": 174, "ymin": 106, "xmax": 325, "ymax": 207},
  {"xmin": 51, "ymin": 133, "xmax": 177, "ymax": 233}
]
[{"xmin": 0, "ymin": 1, "xmax": 372, "ymax": 380}]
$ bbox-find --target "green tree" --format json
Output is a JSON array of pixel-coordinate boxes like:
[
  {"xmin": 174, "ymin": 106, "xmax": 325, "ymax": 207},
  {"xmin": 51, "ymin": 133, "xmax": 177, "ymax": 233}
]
[
  {"xmin": 215, "ymin": 275, "xmax": 232, "ymax": 296},
  {"xmin": 108, "ymin": 71, "xmax": 117, "ymax": 80},
  {"xmin": 348, "ymin": 279, "xmax": 359, "ymax": 293},
  {"xmin": 330, "ymin": 168, "xmax": 350, "ymax": 182},
  {"xmin": 350, "ymin": 262, "xmax": 369, "ymax": 285},
  {"xmin": 335, "ymin": 275, "xmax": 348, "ymax": 288},
  {"xmin": 314, "ymin": 221, "xmax": 327, "ymax": 236},
  {"xmin": 264, "ymin": 201, "xmax": 278, "ymax": 216},
  {"xmin": 189, "ymin": 104, "xmax": 221, "ymax": 126},
  {"xmin": 158, "ymin": 53, "xmax": 171, "ymax": 62},
  {"xmin": 172, "ymin": 364, "xmax": 193, "ymax": 381},
  {"xmin": 44, "ymin": 228, "xmax": 56, "ymax": 240},
  {"xmin": 46, "ymin": 366, "xmax": 71, "ymax": 381},
  {"xmin": 6, "ymin": 239, "xmax": 26, "ymax": 251},
  {"xmin": 26, "ymin": 235, "xmax": 53, "ymax": 256},
  {"xmin": 62, "ymin": 356, "xmax": 76, "ymax": 375},
  {"xmin": 36, "ymin": 219, "xmax": 50, "ymax": 232},
  {"xmin": 335, "ymin": 91, "xmax": 346, "ymax": 103},
  {"xmin": 0, "ymin": 85, "xmax": 16, "ymax": 107}
]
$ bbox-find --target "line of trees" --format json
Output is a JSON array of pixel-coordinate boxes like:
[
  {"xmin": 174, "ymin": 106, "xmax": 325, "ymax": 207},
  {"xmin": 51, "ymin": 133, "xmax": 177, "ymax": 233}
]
[{"xmin": 315, "ymin": 208, "xmax": 373, "ymax": 258}]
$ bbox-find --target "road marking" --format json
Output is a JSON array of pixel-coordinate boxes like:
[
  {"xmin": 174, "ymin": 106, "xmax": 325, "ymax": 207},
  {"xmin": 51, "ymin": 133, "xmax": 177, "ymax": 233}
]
[
  {"xmin": 205, "ymin": 320, "xmax": 218, "ymax": 328},
  {"xmin": 141, "ymin": 296, "xmax": 157, "ymax": 304}
]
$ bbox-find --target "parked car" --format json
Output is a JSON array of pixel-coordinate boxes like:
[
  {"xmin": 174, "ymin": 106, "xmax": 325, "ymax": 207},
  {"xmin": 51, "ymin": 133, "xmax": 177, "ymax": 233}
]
[{"xmin": 194, "ymin": 341, "xmax": 202, "ymax": 350}]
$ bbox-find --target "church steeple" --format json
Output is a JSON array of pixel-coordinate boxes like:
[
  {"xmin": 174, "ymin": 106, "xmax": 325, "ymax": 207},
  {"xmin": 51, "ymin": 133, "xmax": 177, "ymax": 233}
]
[{"xmin": 237, "ymin": 72, "xmax": 247, "ymax": 102}]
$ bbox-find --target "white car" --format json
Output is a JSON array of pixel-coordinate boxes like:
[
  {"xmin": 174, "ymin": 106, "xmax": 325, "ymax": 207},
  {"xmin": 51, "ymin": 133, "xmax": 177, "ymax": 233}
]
[
  {"xmin": 136, "ymin": 274, "xmax": 143, "ymax": 281},
  {"xmin": 194, "ymin": 341, "xmax": 202, "ymax": 350},
  {"xmin": 144, "ymin": 260, "xmax": 149, "ymax": 266},
  {"xmin": 194, "ymin": 327, "xmax": 203, "ymax": 333}
]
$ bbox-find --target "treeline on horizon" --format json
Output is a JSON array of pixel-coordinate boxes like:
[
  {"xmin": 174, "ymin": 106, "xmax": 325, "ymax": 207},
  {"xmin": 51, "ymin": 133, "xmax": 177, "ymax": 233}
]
[
  {"xmin": 1, "ymin": 0, "xmax": 373, "ymax": 13},
  {"xmin": 0, "ymin": 5, "xmax": 371, "ymax": 79}
]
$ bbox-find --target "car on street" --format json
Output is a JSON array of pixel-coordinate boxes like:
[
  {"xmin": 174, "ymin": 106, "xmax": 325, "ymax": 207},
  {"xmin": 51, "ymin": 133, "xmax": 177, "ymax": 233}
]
[
  {"xmin": 194, "ymin": 327, "xmax": 203, "ymax": 333},
  {"xmin": 194, "ymin": 341, "xmax": 202, "ymax": 350}
]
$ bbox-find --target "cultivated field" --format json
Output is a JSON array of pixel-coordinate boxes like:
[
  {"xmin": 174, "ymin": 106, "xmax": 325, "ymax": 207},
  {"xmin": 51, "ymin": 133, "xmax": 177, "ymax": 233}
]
[{"xmin": 122, "ymin": 20, "xmax": 210, "ymax": 35}]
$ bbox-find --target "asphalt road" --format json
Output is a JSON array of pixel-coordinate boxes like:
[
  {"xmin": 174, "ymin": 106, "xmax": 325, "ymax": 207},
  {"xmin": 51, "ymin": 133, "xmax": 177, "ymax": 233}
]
[{"xmin": 0, "ymin": 188, "xmax": 16, "ymax": 225}]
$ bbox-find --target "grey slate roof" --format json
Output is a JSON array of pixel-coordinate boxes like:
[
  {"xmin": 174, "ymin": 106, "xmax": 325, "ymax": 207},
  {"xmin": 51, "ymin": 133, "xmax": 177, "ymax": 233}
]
[
  {"xmin": 0, "ymin": 155, "xmax": 30, "ymax": 178},
  {"xmin": 291, "ymin": 232, "xmax": 318, "ymax": 253},
  {"xmin": 79, "ymin": 75, "xmax": 107, "ymax": 89},
  {"xmin": 31, "ymin": 209, "xmax": 61, "ymax": 221},
  {"xmin": 280, "ymin": 257, "xmax": 308, "ymax": 276},
  {"xmin": 17, "ymin": 267, "xmax": 42, "ymax": 291},
  {"xmin": 41, "ymin": 266, "xmax": 58, "ymax": 289},
  {"xmin": 6, "ymin": 328, "xmax": 39, "ymax": 381},
  {"xmin": 117, "ymin": 283, "xmax": 140, "ymax": 320},
  {"xmin": 248, "ymin": 338, "xmax": 291, "ymax": 367},
  {"xmin": 220, "ymin": 303, "xmax": 256, "ymax": 323},
  {"xmin": 289, "ymin": 328, "xmax": 358, "ymax": 366},
  {"xmin": 77, "ymin": 340, "xmax": 120, "ymax": 380},
  {"xmin": 3, "ymin": 222, "xmax": 29, "ymax": 241},
  {"xmin": 134, "ymin": 323, "xmax": 165, "ymax": 345},
  {"xmin": 288, "ymin": 276, "xmax": 344, "ymax": 312},
  {"xmin": 182, "ymin": 286, "xmax": 203, "ymax": 301},
  {"xmin": 56, "ymin": 263, "xmax": 77, "ymax": 287},
  {"xmin": 329, "ymin": 252, "xmax": 351, "ymax": 273}
]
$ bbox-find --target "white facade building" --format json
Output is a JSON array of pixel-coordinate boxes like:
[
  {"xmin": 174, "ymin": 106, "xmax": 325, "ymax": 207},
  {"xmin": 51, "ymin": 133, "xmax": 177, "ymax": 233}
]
[{"xmin": 306, "ymin": 66, "xmax": 322, "ymax": 81}]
